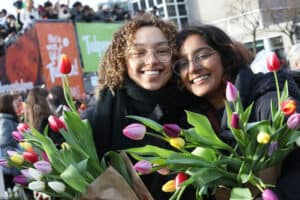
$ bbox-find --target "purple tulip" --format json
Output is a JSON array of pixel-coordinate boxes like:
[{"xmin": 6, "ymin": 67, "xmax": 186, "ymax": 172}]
[
  {"xmin": 122, "ymin": 123, "xmax": 146, "ymax": 140},
  {"xmin": 163, "ymin": 124, "xmax": 181, "ymax": 137},
  {"xmin": 262, "ymin": 189, "xmax": 278, "ymax": 200},
  {"xmin": 226, "ymin": 82, "xmax": 238, "ymax": 102},
  {"xmin": 0, "ymin": 159, "xmax": 9, "ymax": 168},
  {"xmin": 268, "ymin": 142, "xmax": 278, "ymax": 156},
  {"xmin": 287, "ymin": 113, "xmax": 300, "ymax": 130},
  {"xmin": 133, "ymin": 160, "xmax": 152, "ymax": 174},
  {"xmin": 230, "ymin": 112, "xmax": 240, "ymax": 129},
  {"xmin": 12, "ymin": 131, "xmax": 24, "ymax": 141},
  {"xmin": 13, "ymin": 175, "xmax": 28, "ymax": 185},
  {"xmin": 41, "ymin": 151, "xmax": 50, "ymax": 163},
  {"xmin": 34, "ymin": 160, "xmax": 52, "ymax": 174},
  {"xmin": 7, "ymin": 150, "xmax": 17, "ymax": 157}
]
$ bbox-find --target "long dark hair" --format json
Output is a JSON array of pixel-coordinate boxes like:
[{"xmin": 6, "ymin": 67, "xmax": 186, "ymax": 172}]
[
  {"xmin": 0, "ymin": 93, "xmax": 17, "ymax": 117},
  {"xmin": 176, "ymin": 25, "xmax": 246, "ymax": 82}
]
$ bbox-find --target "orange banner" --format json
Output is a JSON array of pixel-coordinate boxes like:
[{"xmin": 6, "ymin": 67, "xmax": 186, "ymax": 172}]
[{"xmin": 35, "ymin": 22, "xmax": 84, "ymax": 98}]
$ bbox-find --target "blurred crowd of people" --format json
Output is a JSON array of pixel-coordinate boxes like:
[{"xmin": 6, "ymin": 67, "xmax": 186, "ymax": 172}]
[{"xmin": 0, "ymin": 0, "xmax": 133, "ymax": 56}]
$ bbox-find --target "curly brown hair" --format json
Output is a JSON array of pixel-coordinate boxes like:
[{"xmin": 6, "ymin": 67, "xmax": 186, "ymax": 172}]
[{"xmin": 97, "ymin": 13, "xmax": 178, "ymax": 93}]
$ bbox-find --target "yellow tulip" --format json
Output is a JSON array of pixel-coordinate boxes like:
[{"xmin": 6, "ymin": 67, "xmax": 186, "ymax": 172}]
[
  {"xmin": 10, "ymin": 153, "xmax": 24, "ymax": 165},
  {"xmin": 162, "ymin": 180, "xmax": 176, "ymax": 192},
  {"xmin": 257, "ymin": 132, "xmax": 270, "ymax": 144},
  {"xmin": 169, "ymin": 137, "xmax": 185, "ymax": 149}
]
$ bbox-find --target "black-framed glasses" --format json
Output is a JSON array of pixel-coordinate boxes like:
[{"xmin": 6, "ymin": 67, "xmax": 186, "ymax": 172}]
[
  {"xmin": 127, "ymin": 46, "xmax": 172, "ymax": 64},
  {"xmin": 173, "ymin": 47, "xmax": 216, "ymax": 75}
]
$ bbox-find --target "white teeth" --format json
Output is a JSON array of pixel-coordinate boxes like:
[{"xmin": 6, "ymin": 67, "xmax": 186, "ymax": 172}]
[
  {"xmin": 144, "ymin": 70, "xmax": 160, "ymax": 75},
  {"xmin": 193, "ymin": 75, "xmax": 208, "ymax": 83}
]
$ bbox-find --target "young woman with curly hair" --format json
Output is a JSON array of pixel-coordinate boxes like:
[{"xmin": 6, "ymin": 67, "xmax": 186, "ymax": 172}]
[{"xmin": 85, "ymin": 14, "xmax": 196, "ymax": 199}]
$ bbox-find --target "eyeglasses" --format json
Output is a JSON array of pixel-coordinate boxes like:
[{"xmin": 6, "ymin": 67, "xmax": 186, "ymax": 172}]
[
  {"xmin": 173, "ymin": 47, "xmax": 216, "ymax": 75},
  {"xmin": 127, "ymin": 46, "xmax": 172, "ymax": 64}
]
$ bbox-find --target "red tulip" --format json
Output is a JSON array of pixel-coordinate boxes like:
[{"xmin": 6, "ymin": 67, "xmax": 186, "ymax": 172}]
[
  {"xmin": 266, "ymin": 52, "xmax": 281, "ymax": 72},
  {"xmin": 280, "ymin": 99, "xmax": 297, "ymax": 116},
  {"xmin": 175, "ymin": 172, "xmax": 189, "ymax": 189},
  {"xmin": 59, "ymin": 54, "xmax": 72, "ymax": 74},
  {"xmin": 48, "ymin": 115, "xmax": 66, "ymax": 132},
  {"xmin": 17, "ymin": 123, "xmax": 29, "ymax": 133},
  {"xmin": 23, "ymin": 151, "xmax": 39, "ymax": 163}
]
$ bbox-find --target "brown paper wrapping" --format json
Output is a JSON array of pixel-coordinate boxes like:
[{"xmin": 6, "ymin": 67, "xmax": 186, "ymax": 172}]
[
  {"xmin": 215, "ymin": 164, "xmax": 281, "ymax": 200},
  {"xmin": 79, "ymin": 152, "xmax": 153, "ymax": 200}
]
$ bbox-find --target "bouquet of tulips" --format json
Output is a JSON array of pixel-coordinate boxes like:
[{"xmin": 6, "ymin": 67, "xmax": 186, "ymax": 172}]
[
  {"xmin": 0, "ymin": 54, "xmax": 153, "ymax": 200},
  {"xmin": 123, "ymin": 52, "xmax": 300, "ymax": 200}
]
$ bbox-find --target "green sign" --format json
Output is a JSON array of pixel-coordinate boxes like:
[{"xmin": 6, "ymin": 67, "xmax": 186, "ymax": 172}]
[{"xmin": 75, "ymin": 22, "xmax": 122, "ymax": 72}]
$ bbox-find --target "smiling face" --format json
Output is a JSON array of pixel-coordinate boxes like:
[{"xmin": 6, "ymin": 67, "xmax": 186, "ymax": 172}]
[
  {"xmin": 178, "ymin": 34, "xmax": 225, "ymax": 108},
  {"xmin": 126, "ymin": 26, "xmax": 172, "ymax": 91}
]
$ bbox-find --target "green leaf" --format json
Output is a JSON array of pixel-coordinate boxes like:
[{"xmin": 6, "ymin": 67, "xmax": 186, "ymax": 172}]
[
  {"xmin": 166, "ymin": 153, "xmax": 214, "ymax": 168},
  {"xmin": 60, "ymin": 164, "xmax": 89, "ymax": 194},
  {"xmin": 126, "ymin": 115, "xmax": 163, "ymax": 132},
  {"xmin": 186, "ymin": 111, "xmax": 233, "ymax": 151},
  {"xmin": 187, "ymin": 168, "xmax": 224, "ymax": 185},
  {"xmin": 230, "ymin": 187, "xmax": 252, "ymax": 200},
  {"xmin": 126, "ymin": 145, "xmax": 174, "ymax": 159},
  {"xmin": 280, "ymin": 81, "xmax": 289, "ymax": 101},
  {"xmin": 191, "ymin": 147, "xmax": 217, "ymax": 162},
  {"xmin": 240, "ymin": 103, "xmax": 253, "ymax": 126}
]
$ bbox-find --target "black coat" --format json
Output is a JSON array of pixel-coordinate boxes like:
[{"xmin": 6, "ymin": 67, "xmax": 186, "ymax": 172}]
[{"xmin": 87, "ymin": 77, "xmax": 196, "ymax": 200}]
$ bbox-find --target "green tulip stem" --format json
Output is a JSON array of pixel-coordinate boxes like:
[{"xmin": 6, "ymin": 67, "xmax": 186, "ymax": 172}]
[
  {"xmin": 255, "ymin": 183, "xmax": 264, "ymax": 193},
  {"xmin": 273, "ymin": 71, "xmax": 281, "ymax": 110},
  {"xmin": 146, "ymin": 132, "xmax": 169, "ymax": 142}
]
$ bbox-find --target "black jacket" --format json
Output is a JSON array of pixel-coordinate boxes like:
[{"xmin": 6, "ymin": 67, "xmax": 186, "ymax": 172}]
[{"xmin": 87, "ymin": 77, "xmax": 196, "ymax": 200}]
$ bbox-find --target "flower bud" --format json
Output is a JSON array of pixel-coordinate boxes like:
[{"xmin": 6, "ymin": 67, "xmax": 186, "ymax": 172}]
[
  {"xmin": 41, "ymin": 151, "xmax": 50, "ymax": 163},
  {"xmin": 266, "ymin": 52, "xmax": 281, "ymax": 72},
  {"xmin": 169, "ymin": 137, "xmax": 185, "ymax": 149},
  {"xmin": 61, "ymin": 142, "xmax": 71, "ymax": 150},
  {"xmin": 34, "ymin": 160, "xmax": 52, "ymax": 174},
  {"xmin": 12, "ymin": 131, "xmax": 23, "ymax": 141},
  {"xmin": 287, "ymin": 113, "xmax": 300, "ymax": 130},
  {"xmin": 48, "ymin": 115, "xmax": 66, "ymax": 132},
  {"xmin": 19, "ymin": 141, "xmax": 32, "ymax": 151},
  {"xmin": 175, "ymin": 172, "xmax": 189, "ymax": 189},
  {"xmin": 157, "ymin": 167, "xmax": 170, "ymax": 175},
  {"xmin": 267, "ymin": 142, "xmax": 278, "ymax": 156},
  {"xmin": 23, "ymin": 151, "xmax": 39, "ymax": 163},
  {"xmin": 48, "ymin": 181, "xmax": 66, "ymax": 193},
  {"xmin": 162, "ymin": 180, "xmax": 176, "ymax": 193},
  {"xmin": 230, "ymin": 112, "xmax": 240, "ymax": 129},
  {"xmin": 122, "ymin": 123, "xmax": 146, "ymax": 140},
  {"xmin": 262, "ymin": 188, "xmax": 278, "ymax": 200},
  {"xmin": 17, "ymin": 123, "xmax": 29, "ymax": 133},
  {"xmin": 10, "ymin": 153, "xmax": 24, "ymax": 165},
  {"xmin": 226, "ymin": 82, "xmax": 238, "ymax": 102},
  {"xmin": 28, "ymin": 180, "xmax": 45, "ymax": 192},
  {"xmin": 59, "ymin": 54, "xmax": 72, "ymax": 74},
  {"xmin": 133, "ymin": 160, "xmax": 152, "ymax": 174},
  {"xmin": 21, "ymin": 169, "xmax": 32, "ymax": 179},
  {"xmin": 163, "ymin": 124, "xmax": 181, "ymax": 138},
  {"xmin": 281, "ymin": 99, "xmax": 297, "ymax": 116},
  {"xmin": 257, "ymin": 132, "xmax": 270, "ymax": 144},
  {"xmin": 7, "ymin": 150, "xmax": 17, "ymax": 156},
  {"xmin": 0, "ymin": 159, "xmax": 9, "ymax": 168},
  {"xmin": 28, "ymin": 168, "xmax": 43, "ymax": 181},
  {"xmin": 13, "ymin": 175, "xmax": 28, "ymax": 185}
]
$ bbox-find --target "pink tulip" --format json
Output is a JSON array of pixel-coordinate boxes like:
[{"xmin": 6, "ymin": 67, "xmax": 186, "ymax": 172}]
[
  {"xmin": 262, "ymin": 189, "xmax": 278, "ymax": 200},
  {"xmin": 133, "ymin": 160, "xmax": 152, "ymax": 174},
  {"xmin": 12, "ymin": 131, "xmax": 24, "ymax": 141},
  {"xmin": 266, "ymin": 52, "xmax": 281, "ymax": 72},
  {"xmin": 287, "ymin": 113, "xmax": 300, "ymax": 130},
  {"xmin": 34, "ymin": 161, "xmax": 52, "ymax": 174},
  {"xmin": 163, "ymin": 124, "xmax": 181, "ymax": 137},
  {"xmin": 0, "ymin": 159, "xmax": 9, "ymax": 168},
  {"xmin": 226, "ymin": 82, "xmax": 238, "ymax": 102},
  {"xmin": 122, "ymin": 123, "xmax": 146, "ymax": 140}
]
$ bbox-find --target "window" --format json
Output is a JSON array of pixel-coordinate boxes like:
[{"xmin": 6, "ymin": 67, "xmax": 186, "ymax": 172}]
[
  {"xmin": 157, "ymin": 0, "xmax": 162, "ymax": 4},
  {"xmin": 180, "ymin": 17, "xmax": 188, "ymax": 28},
  {"xmin": 167, "ymin": 5, "xmax": 176, "ymax": 17},
  {"xmin": 133, "ymin": 2, "xmax": 139, "ymax": 12},
  {"xmin": 158, "ymin": 7, "xmax": 165, "ymax": 17},
  {"xmin": 165, "ymin": 0, "xmax": 174, "ymax": 2},
  {"xmin": 140, "ymin": 0, "xmax": 146, "ymax": 9},
  {"xmin": 177, "ymin": 4, "xmax": 187, "ymax": 15},
  {"xmin": 148, "ymin": 0, "xmax": 154, "ymax": 7}
]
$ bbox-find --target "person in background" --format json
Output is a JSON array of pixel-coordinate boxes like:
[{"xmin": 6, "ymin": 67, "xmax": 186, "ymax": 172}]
[
  {"xmin": 287, "ymin": 44, "xmax": 300, "ymax": 88},
  {"xmin": 19, "ymin": 0, "xmax": 40, "ymax": 30},
  {"xmin": 46, "ymin": 85, "xmax": 67, "ymax": 116},
  {"xmin": 174, "ymin": 25, "xmax": 300, "ymax": 199},
  {"xmin": 0, "ymin": 93, "xmax": 19, "ymax": 188},
  {"xmin": 85, "ymin": 14, "xmax": 196, "ymax": 199},
  {"xmin": 24, "ymin": 87, "xmax": 63, "ymax": 146}
]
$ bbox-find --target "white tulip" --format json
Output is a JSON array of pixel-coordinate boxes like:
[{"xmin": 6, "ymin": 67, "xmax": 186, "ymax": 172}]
[
  {"xmin": 28, "ymin": 181, "xmax": 45, "ymax": 192},
  {"xmin": 28, "ymin": 168, "xmax": 43, "ymax": 181},
  {"xmin": 48, "ymin": 181, "xmax": 66, "ymax": 193}
]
